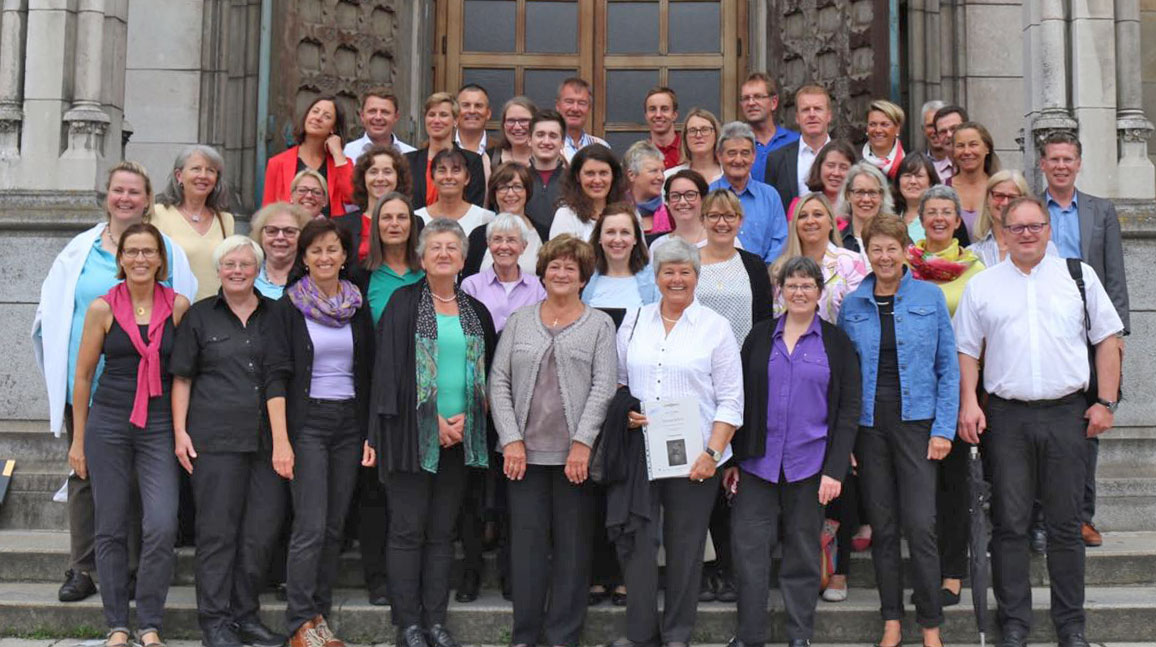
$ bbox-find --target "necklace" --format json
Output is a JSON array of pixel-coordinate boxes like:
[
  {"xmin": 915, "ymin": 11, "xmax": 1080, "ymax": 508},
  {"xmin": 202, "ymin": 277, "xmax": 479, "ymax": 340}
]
[
  {"xmin": 180, "ymin": 205, "xmax": 205, "ymax": 223},
  {"xmin": 431, "ymin": 290, "xmax": 456, "ymax": 303}
]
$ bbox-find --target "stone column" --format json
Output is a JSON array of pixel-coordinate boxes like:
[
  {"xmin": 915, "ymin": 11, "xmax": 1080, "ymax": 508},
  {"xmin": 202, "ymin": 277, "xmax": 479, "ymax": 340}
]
[
  {"xmin": 1070, "ymin": 0, "xmax": 1120, "ymax": 196},
  {"xmin": 0, "ymin": 0, "xmax": 25, "ymax": 161},
  {"xmin": 1115, "ymin": 0, "xmax": 1155, "ymax": 199},
  {"xmin": 1024, "ymin": 0, "xmax": 1078, "ymax": 191},
  {"xmin": 60, "ymin": 0, "xmax": 109, "ymax": 165}
]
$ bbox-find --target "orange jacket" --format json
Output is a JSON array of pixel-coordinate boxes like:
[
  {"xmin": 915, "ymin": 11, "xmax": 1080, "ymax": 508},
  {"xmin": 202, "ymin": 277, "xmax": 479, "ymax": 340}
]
[{"xmin": 262, "ymin": 145, "xmax": 354, "ymax": 216}]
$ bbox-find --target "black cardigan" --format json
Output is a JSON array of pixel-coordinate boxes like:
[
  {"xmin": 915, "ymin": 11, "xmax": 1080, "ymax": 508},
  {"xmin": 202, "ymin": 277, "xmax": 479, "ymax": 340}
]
[
  {"xmin": 406, "ymin": 145, "xmax": 487, "ymax": 210},
  {"xmin": 731, "ymin": 316, "xmax": 862, "ymax": 481},
  {"xmin": 737, "ymin": 247, "xmax": 775, "ymax": 326},
  {"xmin": 367, "ymin": 279, "xmax": 498, "ymax": 478},
  {"xmin": 263, "ymin": 291, "xmax": 376, "ymax": 441}
]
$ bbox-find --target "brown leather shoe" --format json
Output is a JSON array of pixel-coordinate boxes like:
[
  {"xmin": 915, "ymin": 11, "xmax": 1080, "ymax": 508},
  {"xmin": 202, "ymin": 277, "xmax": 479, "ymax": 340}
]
[
  {"xmin": 1082, "ymin": 522, "xmax": 1103, "ymax": 547},
  {"xmin": 288, "ymin": 619, "xmax": 325, "ymax": 647},
  {"xmin": 311, "ymin": 616, "xmax": 345, "ymax": 647}
]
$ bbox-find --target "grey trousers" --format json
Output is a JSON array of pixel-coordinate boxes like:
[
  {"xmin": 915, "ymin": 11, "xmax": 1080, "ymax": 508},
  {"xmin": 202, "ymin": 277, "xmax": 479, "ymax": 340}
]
[
  {"xmin": 64, "ymin": 404, "xmax": 96, "ymax": 574},
  {"xmin": 507, "ymin": 465, "xmax": 593, "ymax": 647},
  {"xmin": 85, "ymin": 401, "xmax": 179, "ymax": 633},
  {"xmin": 616, "ymin": 472, "xmax": 720, "ymax": 647},
  {"xmin": 732, "ymin": 471, "xmax": 823, "ymax": 645}
]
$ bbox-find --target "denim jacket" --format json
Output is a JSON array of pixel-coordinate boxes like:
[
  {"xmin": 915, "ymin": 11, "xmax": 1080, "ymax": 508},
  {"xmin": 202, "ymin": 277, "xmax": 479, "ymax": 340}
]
[
  {"xmin": 837, "ymin": 270, "xmax": 959, "ymax": 439},
  {"xmin": 581, "ymin": 266, "xmax": 660, "ymax": 306}
]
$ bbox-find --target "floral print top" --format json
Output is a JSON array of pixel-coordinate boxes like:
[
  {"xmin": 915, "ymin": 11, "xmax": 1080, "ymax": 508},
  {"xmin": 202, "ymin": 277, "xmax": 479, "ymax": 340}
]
[{"xmin": 773, "ymin": 242, "xmax": 868, "ymax": 323}]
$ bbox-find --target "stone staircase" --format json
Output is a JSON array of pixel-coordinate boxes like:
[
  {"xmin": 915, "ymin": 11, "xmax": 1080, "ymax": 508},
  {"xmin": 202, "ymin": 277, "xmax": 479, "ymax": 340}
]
[{"xmin": 2, "ymin": 419, "xmax": 1155, "ymax": 644}]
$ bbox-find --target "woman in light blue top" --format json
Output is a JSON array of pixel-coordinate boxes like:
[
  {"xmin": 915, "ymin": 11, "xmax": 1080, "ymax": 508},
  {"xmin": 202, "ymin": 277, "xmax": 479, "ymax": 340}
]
[
  {"xmin": 581, "ymin": 202, "xmax": 658, "ymax": 309},
  {"xmin": 249, "ymin": 201, "xmax": 311, "ymax": 299}
]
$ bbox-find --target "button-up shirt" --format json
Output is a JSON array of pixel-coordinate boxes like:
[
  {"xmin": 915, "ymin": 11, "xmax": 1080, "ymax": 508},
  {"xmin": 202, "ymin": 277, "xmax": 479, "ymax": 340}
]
[
  {"xmin": 742, "ymin": 314, "xmax": 831, "ymax": 483},
  {"xmin": 931, "ymin": 154, "xmax": 953, "ymax": 183},
  {"xmin": 655, "ymin": 133, "xmax": 682, "ymax": 169},
  {"xmin": 954, "ymin": 255, "xmax": 1123, "ymax": 401},
  {"xmin": 460, "ymin": 267, "xmax": 547, "ymax": 332},
  {"xmin": 343, "ymin": 133, "xmax": 416, "ymax": 162},
  {"xmin": 796, "ymin": 135, "xmax": 831, "ymax": 198},
  {"xmin": 709, "ymin": 176, "xmax": 789, "ymax": 263},
  {"xmin": 562, "ymin": 131, "xmax": 610, "ymax": 162},
  {"xmin": 1045, "ymin": 190, "xmax": 1082, "ymax": 259},
  {"xmin": 170, "ymin": 290, "xmax": 271, "ymax": 453},
  {"xmin": 617, "ymin": 300, "xmax": 744, "ymax": 465},
  {"xmin": 751, "ymin": 124, "xmax": 800, "ymax": 186}
]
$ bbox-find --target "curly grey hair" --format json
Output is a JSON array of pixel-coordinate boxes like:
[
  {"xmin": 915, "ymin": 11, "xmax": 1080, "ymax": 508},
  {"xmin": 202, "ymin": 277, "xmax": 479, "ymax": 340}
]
[
  {"xmin": 650, "ymin": 236, "xmax": 701, "ymax": 275},
  {"xmin": 417, "ymin": 217, "xmax": 469, "ymax": 257}
]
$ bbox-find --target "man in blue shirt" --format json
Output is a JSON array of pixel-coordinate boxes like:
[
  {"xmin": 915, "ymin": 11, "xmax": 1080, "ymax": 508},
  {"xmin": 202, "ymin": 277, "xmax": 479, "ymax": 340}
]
[
  {"xmin": 709, "ymin": 121, "xmax": 788, "ymax": 264},
  {"xmin": 741, "ymin": 72, "xmax": 800, "ymax": 185}
]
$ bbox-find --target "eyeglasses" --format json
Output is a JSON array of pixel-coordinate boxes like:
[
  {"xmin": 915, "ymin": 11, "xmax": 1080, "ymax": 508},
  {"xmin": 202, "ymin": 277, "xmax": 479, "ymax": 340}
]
[
  {"xmin": 263, "ymin": 225, "xmax": 301, "ymax": 238},
  {"xmin": 489, "ymin": 235, "xmax": 524, "ymax": 246},
  {"xmin": 686, "ymin": 127, "xmax": 714, "ymax": 137},
  {"xmin": 293, "ymin": 186, "xmax": 324, "ymax": 198},
  {"xmin": 668, "ymin": 190, "xmax": 700, "ymax": 203},
  {"xmin": 989, "ymin": 191, "xmax": 1020, "ymax": 202},
  {"xmin": 560, "ymin": 98, "xmax": 590, "ymax": 108},
  {"xmin": 1003, "ymin": 223, "xmax": 1048, "ymax": 235},
  {"xmin": 851, "ymin": 189, "xmax": 883, "ymax": 199},
  {"xmin": 704, "ymin": 212, "xmax": 739, "ymax": 223},
  {"xmin": 782, "ymin": 284, "xmax": 819, "ymax": 294},
  {"xmin": 504, "ymin": 118, "xmax": 531, "ymax": 127},
  {"xmin": 122, "ymin": 248, "xmax": 159, "ymax": 259},
  {"xmin": 497, "ymin": 184, "xmax": 526, "ymax": 194},
  {"xmin": 740, "ymin": 93, "xmax": 771, "ymax": 104},
  {"xmin": 221, "ymin": 261, "xmax": 258, "ymax": 271}
]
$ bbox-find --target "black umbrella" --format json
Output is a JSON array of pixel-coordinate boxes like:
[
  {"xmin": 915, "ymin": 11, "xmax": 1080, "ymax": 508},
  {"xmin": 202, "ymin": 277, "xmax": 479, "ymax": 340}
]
[{"xmin": 968, "ymin": 445, "xmax": 992, "ymax": 647}]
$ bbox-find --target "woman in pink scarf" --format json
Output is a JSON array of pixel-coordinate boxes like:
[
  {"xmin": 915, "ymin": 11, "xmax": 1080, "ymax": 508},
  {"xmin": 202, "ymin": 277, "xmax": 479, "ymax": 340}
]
[{"xmin": 70, "ymin": 222, "xmax": 190, "ymax": 647}]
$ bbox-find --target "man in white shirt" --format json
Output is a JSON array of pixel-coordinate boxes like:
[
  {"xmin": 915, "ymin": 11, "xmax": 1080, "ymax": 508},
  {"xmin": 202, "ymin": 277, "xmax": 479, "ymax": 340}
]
[
  {"xmin": 455, "ymin": 83, "xmax": 493, "ymax": 187},
  {"xmin": 556, "ymin": 77, "xmax": 609, "ymax": 162},
  {"xmin": 954, "ymin": 197, "xmax": 1122, "ymax": 647},
  {"xmin": 342, "ymin": 87, "xmax": 416, "ymax": 162},
  {"xmin": 763, "ymin": 85, "xmax": 832, "ymax": 209}
]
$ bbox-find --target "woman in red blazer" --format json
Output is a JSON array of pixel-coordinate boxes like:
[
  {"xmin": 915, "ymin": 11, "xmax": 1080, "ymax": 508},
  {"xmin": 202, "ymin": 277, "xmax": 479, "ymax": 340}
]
[{"xmin": 263, "ymin": 95, "xmax": 355, "ymax": 217}]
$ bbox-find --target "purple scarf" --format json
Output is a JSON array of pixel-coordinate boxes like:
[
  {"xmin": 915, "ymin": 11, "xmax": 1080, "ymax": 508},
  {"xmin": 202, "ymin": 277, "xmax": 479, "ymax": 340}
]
[{"xmin": 287, "ymin": 275, "xmax": 363, "ymax": 327}]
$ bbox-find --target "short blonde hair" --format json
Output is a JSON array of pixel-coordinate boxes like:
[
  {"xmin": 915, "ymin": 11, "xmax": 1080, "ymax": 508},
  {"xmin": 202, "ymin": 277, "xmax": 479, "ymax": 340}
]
[
  {"xmin": 290, "ymin": 169, "xmax": 328, "ymax": 201},
  {"xmin": 974, "ymin": 170, "xmax": 1033, "ymax": 239},
  {"xmin": 213, "ymin": 235, "xmax": 265, "ymax": 271},
  {"xmin": 424, "ymin": 92, "xmax": 459, "ymax": 119},
  {"xmin": 868, "ymin": 99, "xmax": 905, "ymax": 129},
  {"xmin": 701, "ymin": 188, "xmax": 744, "ymax": 221},
  {"xmin": 249, "ymin": 202, "xmax": 311, "ymax": 244},
  {"xmin": 105, "ymin": 161, "xmax": 155, "ymax": 223}
]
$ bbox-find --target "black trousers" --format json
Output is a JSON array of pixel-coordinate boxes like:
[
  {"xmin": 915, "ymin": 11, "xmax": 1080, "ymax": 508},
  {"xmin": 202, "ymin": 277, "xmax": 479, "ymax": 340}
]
[
  {"xmin": 985, "ymin": 395, "xmax": 1087, "ymax": 637},
  {"xmin": 616, "ymin": 472, "xmax": 720, "ymax": 647},
  {"xmin": 355, "ymin": 465, "xmax": 389, "ymax": 593},
  {"xmin": 824, "ymin": 468, "xmax": 861, "ymax": 577},
  {"xmin": 190, "ymin": 451, "xmax": 288, "ymax": 631},
  {"xmin": 385, "ymin": 445, "xmax": 469, "ymax": 629},
  {"xmin": 591, "ymin": 484, "xmax": 623, "ymax": 588},
  {"xmin": 857, "ymin": 397, "xmax": 943, "ymax": 628},
  {"xmin": 703, "ymin": 489, "xmax": 732, "ymax": 579},
  {"xmin": 1082, "ymin": 437, "xmax": 1098, "ymax": 522},
  {"xmin": 732, "ymin": 471, "xmax": 823, "ymax": 645},
  {"xmin": 285, "ymin": 400, "xmax": 363, "ymax": 634},
  {"xmin": 507, "ymin": 465, "xmax": 593, "ymax": 647},
  {"xmin": 86, "ymin": 401, "xmax": 179, "ymax": 633},
  {"xmin": 936, "ymin": 436, "xmax": 971, "ymax": 579}
]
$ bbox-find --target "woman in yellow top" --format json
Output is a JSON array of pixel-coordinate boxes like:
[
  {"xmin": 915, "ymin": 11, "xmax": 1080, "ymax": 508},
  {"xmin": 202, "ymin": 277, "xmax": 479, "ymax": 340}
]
[
  {"xmin": 905, "ymin": 184, "xmax": 983, "ymax": 315},
  {"xmin": 153, "ymin": 145, "xmax": 236, "ymax": 301}
]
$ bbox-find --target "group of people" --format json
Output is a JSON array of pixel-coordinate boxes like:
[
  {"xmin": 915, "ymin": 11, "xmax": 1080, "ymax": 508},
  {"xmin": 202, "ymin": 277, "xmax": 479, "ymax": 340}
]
[{"xmin": 31, "ymin": 70, "xmax": 1129, "ymax": 647}]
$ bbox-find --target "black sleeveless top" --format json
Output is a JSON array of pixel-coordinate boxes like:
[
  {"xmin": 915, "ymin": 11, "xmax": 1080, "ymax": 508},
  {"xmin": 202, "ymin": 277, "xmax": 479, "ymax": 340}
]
[{"xmin": 92, "ymin": 318, "xmax": 176, "ymax": 411}]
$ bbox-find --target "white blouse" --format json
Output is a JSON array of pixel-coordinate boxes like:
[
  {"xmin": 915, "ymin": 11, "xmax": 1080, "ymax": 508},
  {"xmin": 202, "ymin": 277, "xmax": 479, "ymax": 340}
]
[
  {"xmin": 417, "ymin": 204, "xmax": 496, "ymax": 237},
  {"xmin": 617, "ymin": 300, "xmax": 744, "ymax": 465},
  {"xmin": 549, "ymin": 205, "xmax": 596, "ymax": 242}
]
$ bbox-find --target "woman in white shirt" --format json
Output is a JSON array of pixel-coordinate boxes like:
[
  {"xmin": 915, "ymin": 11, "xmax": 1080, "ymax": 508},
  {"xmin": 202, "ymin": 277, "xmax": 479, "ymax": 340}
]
[
  {"xmin": 608, "ymin": 237, "xmax": 743, "ymax": 647},
  {"xmin": 415, "ymin": 148, "xmax": 495, "ymax": 236},
  {"xmin": 549, "ymin": 144, "xmax": 628, "ymax": 241}
]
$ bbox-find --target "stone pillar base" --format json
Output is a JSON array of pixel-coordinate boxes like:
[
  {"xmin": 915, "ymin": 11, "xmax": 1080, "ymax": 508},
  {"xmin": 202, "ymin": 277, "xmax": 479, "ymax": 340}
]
[{"xmin": 1117, "ymin": 113, "xmax": 1155, "ymax": 200}]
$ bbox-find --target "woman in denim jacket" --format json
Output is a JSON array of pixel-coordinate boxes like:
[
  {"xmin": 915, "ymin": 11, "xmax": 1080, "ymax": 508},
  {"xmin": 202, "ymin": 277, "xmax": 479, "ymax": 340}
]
[{"xmin": 837, "ymin": 215, "xmax": 959, "ymax": 647}]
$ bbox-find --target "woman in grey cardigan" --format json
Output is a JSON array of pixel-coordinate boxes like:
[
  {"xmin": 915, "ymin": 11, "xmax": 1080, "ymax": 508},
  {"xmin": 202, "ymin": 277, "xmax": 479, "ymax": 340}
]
[{"xmin": 489, "ymin": 234, "xmax": 619, "ymax": 647}]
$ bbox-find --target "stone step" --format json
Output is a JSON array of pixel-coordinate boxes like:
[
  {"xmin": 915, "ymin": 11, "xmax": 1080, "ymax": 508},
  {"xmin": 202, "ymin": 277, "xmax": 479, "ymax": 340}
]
[
  {"xmin": 0, "ymin": 421, "xmax": 67, "ymax": 462},
  {"xmin": 1, "ymin": 582, "xmax": 1155, "ymax": 643},
  {"xmin": 2, "ymin": 530, "xmax": 1155, "ymax": 590}
]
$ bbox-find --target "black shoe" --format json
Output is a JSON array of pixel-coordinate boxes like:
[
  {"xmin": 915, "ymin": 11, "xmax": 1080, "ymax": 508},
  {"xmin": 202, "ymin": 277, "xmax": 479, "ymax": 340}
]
[
  {"xmin": 397, "ymin": 625, "xmax": 428, "ymax": 647},
  {"xmin": 940, "ymin": 587, "xmax": 961, "ymax": 607},
  {"xmin": 788, "ymin": 640, "xmax": 811, "ymax": 647},
  {"xmin": 611, "ymin": 589, "xmax": 627, "ymax": 606},
  {"xmin": 1030, "ymin": 526, "xmax": 1047, "ymax": 554},
  {"xmin": 588, "ymin": 586, "xmax": 610, "ymax": 606},
  {"xmin": 1058, "ymin": 633, "xmax": 1089, "ymax": 647},
  {"xmin": 454, "ymin": 569, "xmax": 480, "ymax": 603},
  {"xmin": 58, "ymin": 569, "xmax": 97, "ymax": 602},
  {"xmin": 202, "ymin": 623, "xmax": 244, "ymax": 647},
  {"xmin": 698, "ymin": 573, "xmax": 717, "ymax": 602},
  {"xmin": 715, "ymin": 574, "xmax": 737, "ymax": 603},
  {"xmin": 428, "ymin": 624, "xmax": 460, "ymax": 647},
  {"xmin": 368, "ymin": 583, "xmax": 390, "ymax": 606},
  {"xmin": 234, "ymin": 618, "xmax": 286, "ymax": 647},
  {"xmin": 999, "ymin": 628, "xmax": 1028, "ymax": 647}
]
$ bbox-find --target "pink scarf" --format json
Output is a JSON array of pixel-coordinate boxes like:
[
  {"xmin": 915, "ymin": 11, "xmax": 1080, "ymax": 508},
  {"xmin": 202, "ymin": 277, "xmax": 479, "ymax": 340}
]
[{"xmin": 105, "ymin": 282, "xmax": 175, "ymax": 428}]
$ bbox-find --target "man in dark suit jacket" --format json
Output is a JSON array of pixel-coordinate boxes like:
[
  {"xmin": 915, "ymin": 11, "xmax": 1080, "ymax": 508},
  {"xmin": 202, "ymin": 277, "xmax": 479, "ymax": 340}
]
[
  {"xmin": 1040, "ymin": 131, "xmax": 1131, "ymax": 548},
  {"xmin": 764, "ymin": 85, "xmax": 833, "ymax": 212},
  {"xmin": 406, "ymin": 144, "xmax": 487, "ymax": 210}
]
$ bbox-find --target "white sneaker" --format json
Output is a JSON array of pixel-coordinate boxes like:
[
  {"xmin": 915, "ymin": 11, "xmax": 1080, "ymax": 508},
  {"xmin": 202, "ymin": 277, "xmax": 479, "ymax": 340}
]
[{"xmin": 822, "ymin": 585, "xmax": 848, "ymax": 602}]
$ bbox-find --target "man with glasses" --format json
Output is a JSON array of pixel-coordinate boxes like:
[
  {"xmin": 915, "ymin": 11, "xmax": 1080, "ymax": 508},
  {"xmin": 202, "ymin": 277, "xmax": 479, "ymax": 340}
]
[
  {"xmin": 708, "ymin": 121, "xmax": 788, "ymax": 264},
  {"xmin": 740, "ymin": 72, "xmax": 799, "ymax": 186},
  {"xmin": 555, "ymin": 77, "xmax": 609, "ymax": 162},
  {"xmin": 1039, "ymin": 130, "xmax": 1130, "ymax": 549},
  {"xmin": 764, "ymin": 85, "xmax": 833, "ymax": 209},
  {"xmin": 954, "ymin": 197, "xmax": 1122, "ymax": 647},
  {"xmin": 644, "ymin": 86, "xmax": 681, "ymax": 169},
  {"xmin": 932, "ymin": 105, "xmax": 968, "ymax": 182}
]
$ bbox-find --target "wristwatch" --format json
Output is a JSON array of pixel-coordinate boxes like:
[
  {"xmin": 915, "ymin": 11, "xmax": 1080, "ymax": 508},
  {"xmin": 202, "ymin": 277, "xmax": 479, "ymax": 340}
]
[
  {"xmin": 1096, "ymin": 398, "xmax": 1119, "ymax": 414},
  {"xmin": 705, "ymin": 447, "xmax": 723, "ymax": 463}
]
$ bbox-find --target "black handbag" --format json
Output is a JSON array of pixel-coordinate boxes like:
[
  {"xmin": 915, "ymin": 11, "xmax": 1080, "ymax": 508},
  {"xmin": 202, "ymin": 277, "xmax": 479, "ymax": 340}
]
[{"xmin": 1066, "ymin": 258, "xmax": 1123, "ymax": 405}]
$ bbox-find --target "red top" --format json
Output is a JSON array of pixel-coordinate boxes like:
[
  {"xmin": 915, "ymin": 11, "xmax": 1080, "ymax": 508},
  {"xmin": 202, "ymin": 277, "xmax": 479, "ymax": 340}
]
[
  {"xmin": 655, "ymin": 133, "xmax": 682, "ymax": 170},
  {"xmin": 262, "ymin": 145, "xmax": 354, "ymax": 216}
]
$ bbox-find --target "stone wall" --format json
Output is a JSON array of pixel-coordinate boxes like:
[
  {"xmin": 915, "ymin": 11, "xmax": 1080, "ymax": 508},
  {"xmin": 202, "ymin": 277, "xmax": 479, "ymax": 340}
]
[{"xmin": 1141, "ymin": 0, "xmax": 1156, "ymax": 170}]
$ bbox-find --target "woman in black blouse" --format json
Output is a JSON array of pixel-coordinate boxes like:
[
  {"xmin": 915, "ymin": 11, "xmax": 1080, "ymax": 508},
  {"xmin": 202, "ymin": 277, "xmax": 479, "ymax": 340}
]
[
  {"xmin": 265, "ymin": 218, "xmax": 376, "ymax": 647},
  {"xmin": 171, "ymin": 236, "xmax": 284, "ymax": 647}
]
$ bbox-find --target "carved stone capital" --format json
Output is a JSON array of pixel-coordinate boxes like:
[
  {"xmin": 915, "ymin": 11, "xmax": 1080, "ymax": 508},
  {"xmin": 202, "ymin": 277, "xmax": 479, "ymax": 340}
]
[
  {"xmin": 1030, "ymin": 111, "xmax": 1078, "ymax": 154},
  {"xmin": 1117, "ymin": 112, "xmax": 1154, "ymax": 144},
  {"xmin": 62, "ymin": 103, "xmax": 110, "ymax": 155}
]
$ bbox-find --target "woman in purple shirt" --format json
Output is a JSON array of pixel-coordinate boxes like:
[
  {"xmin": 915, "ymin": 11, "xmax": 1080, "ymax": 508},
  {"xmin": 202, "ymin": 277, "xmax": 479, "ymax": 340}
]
[{"xmin": 726, "ymin": 255, "xmax": 862, "ymax": 647}]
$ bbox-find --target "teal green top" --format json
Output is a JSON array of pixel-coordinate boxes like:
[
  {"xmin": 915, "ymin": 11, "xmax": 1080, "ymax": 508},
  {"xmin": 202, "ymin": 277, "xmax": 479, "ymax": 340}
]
[
  {"xmin": 368, "ymin": 265, "xmax": 424, "ymax": 324},
  {"xmin": 435, "ymin": 313, "xmax": 468, "ymax": 418}
]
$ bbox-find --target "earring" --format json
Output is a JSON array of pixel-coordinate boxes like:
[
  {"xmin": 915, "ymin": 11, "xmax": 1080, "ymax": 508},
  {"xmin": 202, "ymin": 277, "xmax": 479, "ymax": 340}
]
[{"xmin": 304, "ymin": 265, "xmax": 310, "ymax": 273}]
